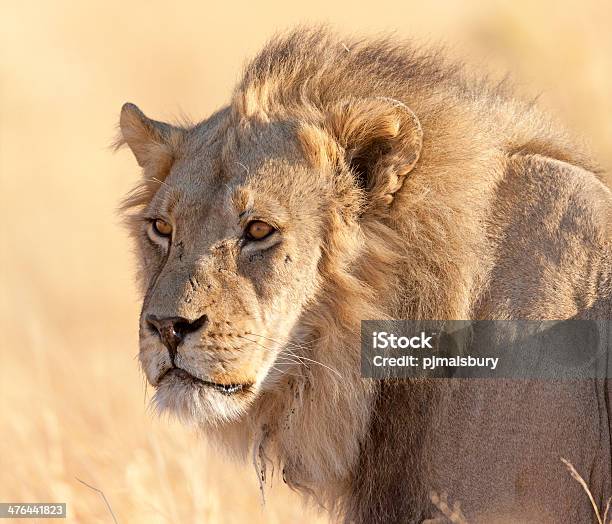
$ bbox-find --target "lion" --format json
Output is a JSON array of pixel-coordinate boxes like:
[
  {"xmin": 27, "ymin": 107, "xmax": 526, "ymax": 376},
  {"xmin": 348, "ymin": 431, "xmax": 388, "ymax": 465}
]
[{"xmin": 117, "ymin": 28, "xmax": 612, "ymax": 523}]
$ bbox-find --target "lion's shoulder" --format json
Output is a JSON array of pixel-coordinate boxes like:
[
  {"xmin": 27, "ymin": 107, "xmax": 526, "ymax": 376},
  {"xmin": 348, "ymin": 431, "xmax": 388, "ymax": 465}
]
[{"xmin": 476, "ymin": 153, "xmax": 612, "ymax": 319}]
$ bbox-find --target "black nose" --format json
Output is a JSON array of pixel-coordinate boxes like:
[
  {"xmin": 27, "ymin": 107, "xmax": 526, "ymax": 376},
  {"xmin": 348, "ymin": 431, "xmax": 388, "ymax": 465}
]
[{"xmin": 146, "ymin": 314, "xmax": 208, "ymax": 363}]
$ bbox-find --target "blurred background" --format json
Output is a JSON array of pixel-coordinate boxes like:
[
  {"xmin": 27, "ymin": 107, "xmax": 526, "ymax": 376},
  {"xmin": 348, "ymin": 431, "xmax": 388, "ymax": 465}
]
[{"xmin": 1, "ymin": 1, "xmax": 610, "ymax": 522}]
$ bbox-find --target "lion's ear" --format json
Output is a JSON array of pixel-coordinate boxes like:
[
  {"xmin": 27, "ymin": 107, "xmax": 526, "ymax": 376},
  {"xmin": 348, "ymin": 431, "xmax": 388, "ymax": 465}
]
[
  {"xmin": 117, "ymin": 103, "xmax": 183, "ymax": 173},
  {"xmin": 326, "ymin": 97, "xmax": 423, "ymax": 206}
]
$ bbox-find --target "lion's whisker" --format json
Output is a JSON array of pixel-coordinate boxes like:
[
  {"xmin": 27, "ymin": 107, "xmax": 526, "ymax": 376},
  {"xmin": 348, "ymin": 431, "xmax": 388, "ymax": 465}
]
[
  {"xmin": 241, "ymin": 333, "xmax": 342, "ymax": 378},
  {"xmin": 269, "ymin": 365, "xmax": 302, "ymax": 379},
  {"xmin": 246, "ymin": 331, "xmax": 325, "ymax": 349}
]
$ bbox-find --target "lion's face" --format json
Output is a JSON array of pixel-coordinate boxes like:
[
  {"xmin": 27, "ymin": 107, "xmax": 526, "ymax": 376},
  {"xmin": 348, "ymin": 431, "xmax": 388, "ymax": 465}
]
[
  {"xmin": 135, "ymin": 123, "xmax": 328, "ymax": 424},
  {"xmin": 120, "ymin": 96, "xmax": 422, "ymax": 425}
]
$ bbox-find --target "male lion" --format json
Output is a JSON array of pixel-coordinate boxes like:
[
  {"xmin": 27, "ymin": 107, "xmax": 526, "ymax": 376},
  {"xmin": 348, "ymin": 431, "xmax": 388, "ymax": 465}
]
[{"xmin": 118, "ymin": 28, "xmax": 611, "ymax": 523}]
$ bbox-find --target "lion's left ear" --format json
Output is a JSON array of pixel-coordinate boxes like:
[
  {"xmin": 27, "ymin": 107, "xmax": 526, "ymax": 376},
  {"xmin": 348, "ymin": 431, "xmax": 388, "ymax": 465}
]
[
  {"xmin": 326, "ymin": 97, "xmax": 423, "ymax": 206},
  {"xmin": 116, "ymin": 103, "xmax": 184, "ymax": 176}
]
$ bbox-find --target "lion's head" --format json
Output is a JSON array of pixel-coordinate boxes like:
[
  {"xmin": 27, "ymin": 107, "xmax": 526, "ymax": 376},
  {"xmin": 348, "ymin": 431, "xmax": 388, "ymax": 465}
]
[
  {"xmin": 118, "ymin": 66, "xmax": 423, "ymax": 426},
  {"xmin": 118, "ymin": 32, "xmax": 517, "ymax": 498}
]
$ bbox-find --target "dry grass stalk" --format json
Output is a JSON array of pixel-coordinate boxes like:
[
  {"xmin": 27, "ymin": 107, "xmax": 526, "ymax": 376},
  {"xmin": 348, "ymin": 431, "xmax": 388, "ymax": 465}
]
[
  {"xmin": 76, "ymin": 478, "xmax": 119, "ymax": 524},
  {"xmin": 561, "ymin": 458, "xmax": 610, "ymax": 524}
]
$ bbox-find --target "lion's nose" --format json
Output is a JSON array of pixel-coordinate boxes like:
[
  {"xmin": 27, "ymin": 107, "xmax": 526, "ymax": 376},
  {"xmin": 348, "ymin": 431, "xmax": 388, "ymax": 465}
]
[{"xmin": 145, "ymin": 314, "xmax": 208, "ymax": 363}]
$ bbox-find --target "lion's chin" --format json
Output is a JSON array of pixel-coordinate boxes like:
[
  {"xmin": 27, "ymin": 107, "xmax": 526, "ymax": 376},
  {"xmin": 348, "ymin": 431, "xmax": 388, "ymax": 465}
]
[{"xmin": 151, "ymin": 368, "xmax": 254, "ymax": 426}]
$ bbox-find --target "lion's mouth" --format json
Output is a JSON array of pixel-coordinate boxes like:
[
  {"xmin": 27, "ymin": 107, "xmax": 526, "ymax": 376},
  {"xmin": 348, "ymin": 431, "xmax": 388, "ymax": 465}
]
[{"xmin": 158, "ymin": 367, "xmax": 251, "ymax": 395}]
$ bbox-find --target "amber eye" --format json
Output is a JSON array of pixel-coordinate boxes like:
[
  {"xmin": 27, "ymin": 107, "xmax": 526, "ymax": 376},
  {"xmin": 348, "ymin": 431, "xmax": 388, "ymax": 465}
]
[
  {"xmin": 245, "ymin": 220, "xmax": 275, "ymax": 241},
  {"xmin": 152, "ymin": 218, "xmax": 172, "ymax": 237}
]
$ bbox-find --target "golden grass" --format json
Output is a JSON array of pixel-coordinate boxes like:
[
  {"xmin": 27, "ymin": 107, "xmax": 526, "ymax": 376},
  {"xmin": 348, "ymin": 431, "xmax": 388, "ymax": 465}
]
[{"xmin": 1, "ymin": 0, "xmax": 610, "ymax": 522}]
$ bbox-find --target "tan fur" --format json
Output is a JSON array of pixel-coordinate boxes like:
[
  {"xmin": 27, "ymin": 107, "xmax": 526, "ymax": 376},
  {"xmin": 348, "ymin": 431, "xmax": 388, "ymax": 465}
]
[{"xmin": 118, "ymin": 27, "xmax": 612, "ymax": 522}]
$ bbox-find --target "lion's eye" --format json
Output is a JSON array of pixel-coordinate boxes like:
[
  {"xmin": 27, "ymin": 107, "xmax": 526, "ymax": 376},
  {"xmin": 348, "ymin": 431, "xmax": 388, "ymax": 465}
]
[
  {"xmin": 152, "ymin": 218, "xmax": 173, "ymax": 237},
  {"xmin": 245, "ymin": 221, "xmax": 275, "ymax": 241}
]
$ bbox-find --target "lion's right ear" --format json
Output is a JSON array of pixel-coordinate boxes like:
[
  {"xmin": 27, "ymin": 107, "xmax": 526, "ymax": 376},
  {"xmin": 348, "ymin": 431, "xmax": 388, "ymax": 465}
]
[{"xmin": 116, "ymin": 103, "xmax": 183, "ymax": 174}]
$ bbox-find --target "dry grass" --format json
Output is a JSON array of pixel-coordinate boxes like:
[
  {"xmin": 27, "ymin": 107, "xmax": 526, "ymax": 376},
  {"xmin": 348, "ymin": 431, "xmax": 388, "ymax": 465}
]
[
  {"xmin": 425, "ymin": 492, "xmax": 468, "ymax": 523},
  {"xmin": 1, "ymin": 0, "xmax": 611, "ymax": 522},
  {"xmin": 426, "ymin": 461, "xmax": 612, "ymax": 523},
  {"xmin": 561, "ymin": 459, "xmax": 612, "ymax": 524}
]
